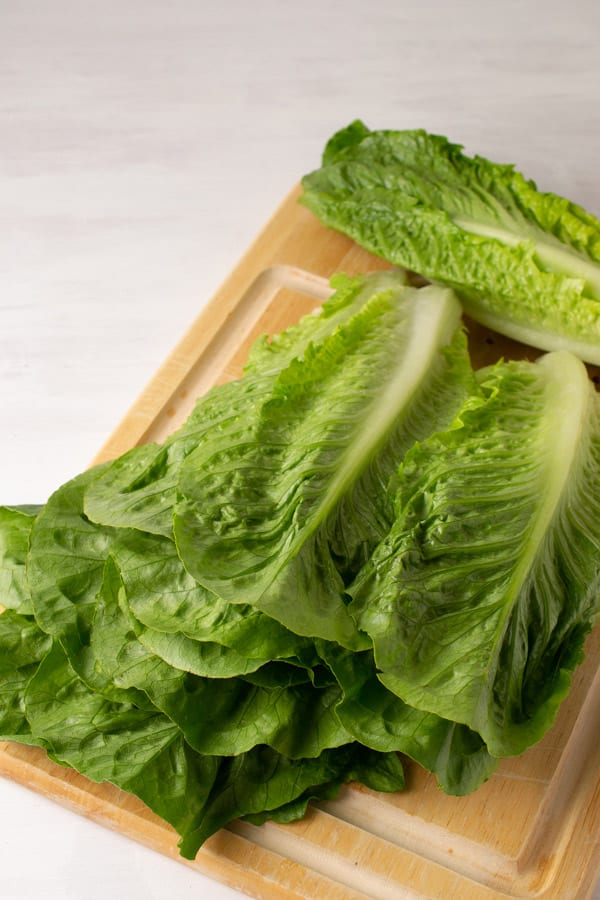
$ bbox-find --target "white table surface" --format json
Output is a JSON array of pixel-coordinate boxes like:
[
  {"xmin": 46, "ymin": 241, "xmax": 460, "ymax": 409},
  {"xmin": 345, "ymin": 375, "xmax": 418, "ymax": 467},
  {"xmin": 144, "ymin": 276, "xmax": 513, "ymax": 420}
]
[{"xmin": 1, "ymin": 1, "xmax": 599, "ymax": 897}]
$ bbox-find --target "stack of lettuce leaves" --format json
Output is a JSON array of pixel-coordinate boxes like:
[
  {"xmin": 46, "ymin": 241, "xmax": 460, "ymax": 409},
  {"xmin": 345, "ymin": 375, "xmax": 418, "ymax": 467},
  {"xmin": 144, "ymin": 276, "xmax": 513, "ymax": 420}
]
[{"xmin": 2, "ymin": 267, "xmax": 600, "ymax": 860}]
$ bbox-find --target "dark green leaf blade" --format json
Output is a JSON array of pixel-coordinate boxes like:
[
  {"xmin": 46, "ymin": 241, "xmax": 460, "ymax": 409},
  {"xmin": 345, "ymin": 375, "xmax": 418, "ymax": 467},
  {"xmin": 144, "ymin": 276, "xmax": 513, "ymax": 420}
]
[
  {"xmin": 0, "ymin": 609, "xmax": 51, "ymax": 744},
  {"xmin": 0, "ymin": 505, "xmax": 41, "ymax": 615},
  {"xmin": 318, "ymin": 642, "xmax": 497, "ymax": 795}
]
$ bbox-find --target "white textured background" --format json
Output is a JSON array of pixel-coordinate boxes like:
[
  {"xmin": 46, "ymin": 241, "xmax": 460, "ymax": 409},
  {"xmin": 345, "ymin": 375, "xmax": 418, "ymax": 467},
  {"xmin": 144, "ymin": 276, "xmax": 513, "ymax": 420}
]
[{"xmin": 1, "ymin": 1, "xmax": 599, "ymax": 897}]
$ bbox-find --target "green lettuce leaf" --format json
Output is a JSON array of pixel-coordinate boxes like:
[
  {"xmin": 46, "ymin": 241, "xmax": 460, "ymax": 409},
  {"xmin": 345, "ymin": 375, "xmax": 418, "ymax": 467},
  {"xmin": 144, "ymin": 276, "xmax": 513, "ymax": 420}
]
[
  {"xmin": 0, "ymin": 505, "xmax": 41, "ymax": 615},
  {"xmin": 240, "ymin": 746, "xmax": 406, "ymax": 826},
  {"xmin": 174, "ymin": 275, "xmax": 474, "ymax": 647},
  {"xmin": 301, "ymin": 121, "xmax": 600, "ymax": 363},
  {"xmin": 176, "ymin": 742, "xmax": 404, "ymax": 858},
  {"xmin": 0, "ymin": 609, "xmax": 51, "ymax": 744},
  {"xmin": 27, "ymin": 465, "xmax": 113, "ymax": 659},
  {"xmin": 349, "ymin": 350, "xmax": 600, "ymax": 757},
  {"xmin": 317, "ymin": 642, "xmax": 497, "ymax": 795},
  {"xmin": 25, "ymin": 466, "xmax": 153, "ymax": 708},
  {"xmin": 110, "ymin": 528, "xmax": 311, "ymax": 662}
]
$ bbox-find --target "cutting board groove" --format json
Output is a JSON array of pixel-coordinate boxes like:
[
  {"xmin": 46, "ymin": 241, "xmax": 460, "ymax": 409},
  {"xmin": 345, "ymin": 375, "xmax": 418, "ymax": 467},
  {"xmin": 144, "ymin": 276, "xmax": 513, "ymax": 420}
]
[{"xmin": 1, "ymin": 185, "xmax": 599, "ymax": 899}]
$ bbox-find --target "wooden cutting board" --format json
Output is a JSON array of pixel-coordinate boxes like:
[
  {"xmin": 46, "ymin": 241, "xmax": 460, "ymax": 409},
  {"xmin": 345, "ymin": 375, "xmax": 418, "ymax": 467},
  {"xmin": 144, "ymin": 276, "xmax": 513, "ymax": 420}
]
[{"xmin": 2, "ymin": 185, "xmax": 600, "ymax": 900}]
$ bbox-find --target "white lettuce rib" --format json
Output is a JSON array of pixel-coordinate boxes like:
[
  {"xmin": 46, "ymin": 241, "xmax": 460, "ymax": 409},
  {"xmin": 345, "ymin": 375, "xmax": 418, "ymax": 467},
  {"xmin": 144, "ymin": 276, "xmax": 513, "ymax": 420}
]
[
  {"xmin": 313, "ymin": 285, "xmax": 462, "ymax": 526},
  {"xmin": 502, "ymin": 351, "xmax": 590, "ymax": 615},
  {"xmin": 454, "ymin": 215, "xmax": 600, "ymax": 299}
]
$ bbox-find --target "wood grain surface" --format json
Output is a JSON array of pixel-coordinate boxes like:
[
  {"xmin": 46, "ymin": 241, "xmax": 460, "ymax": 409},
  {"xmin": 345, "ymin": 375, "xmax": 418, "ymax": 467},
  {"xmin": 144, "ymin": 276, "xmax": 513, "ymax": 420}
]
[{"xmin": 2, "ymin": 186, "xmax": 600, "ymax": 899}]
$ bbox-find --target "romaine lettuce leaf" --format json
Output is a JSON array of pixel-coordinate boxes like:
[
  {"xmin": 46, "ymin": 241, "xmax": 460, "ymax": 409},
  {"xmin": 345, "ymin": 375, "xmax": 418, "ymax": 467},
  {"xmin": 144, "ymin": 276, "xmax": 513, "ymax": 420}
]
[
  {"xmin": 0, "ymin": 609, "xmax": 51, "ymax": 744},
  {"xmin": 317, "ymin": 642, "xmax": 497, "ymax": 795},
  {"xmin": 301, "ymin": 121, "xmax": 600, "ymax": 363},
  {"xmin": 25, "ymin": 465, "xmax": 153, "ymax": 708},
  {"xmin": 27, "ymin": 465, "xmax": 113, "ymax": 659},
  {"xmin": 176, "ymin": 742, "xmax": 404, "ymax": 860},
  {"xmin": 110, "ymin": 528, "xmax": 312, "ymax": 661},
  {"xmin": 0, "ymin": 505, "xmax": 41, "ymax": 615},
  {"xmin": 174, "ymin": 276, "xmax": 474, "ymax": 647},
  {"xmin": 349, "ymin": 350, "xmax": 600, "ymax": 757}
]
